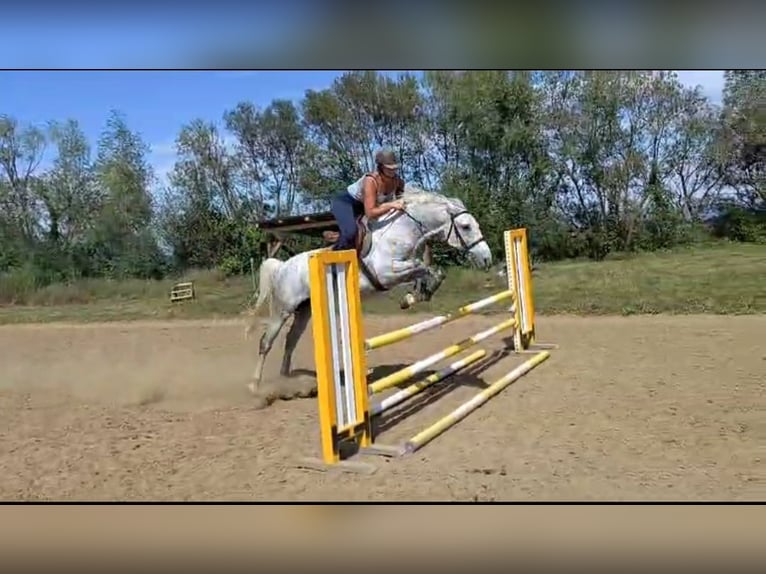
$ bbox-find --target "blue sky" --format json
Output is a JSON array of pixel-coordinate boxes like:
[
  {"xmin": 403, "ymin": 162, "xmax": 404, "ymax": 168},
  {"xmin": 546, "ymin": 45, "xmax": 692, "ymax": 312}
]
[
  {"xmin": 2, "ymin": 70, "xmax": 726, "ymax": 189},
  {"xmin": 2, "ymin": 71, "xmax": 373, "ymax": 184}
]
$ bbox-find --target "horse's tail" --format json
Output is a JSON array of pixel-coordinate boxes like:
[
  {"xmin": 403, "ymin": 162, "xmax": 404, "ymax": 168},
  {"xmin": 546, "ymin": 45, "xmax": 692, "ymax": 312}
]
[{"xmin": 244, "ymin": 257, "xmax": 283, "ymax": 340}]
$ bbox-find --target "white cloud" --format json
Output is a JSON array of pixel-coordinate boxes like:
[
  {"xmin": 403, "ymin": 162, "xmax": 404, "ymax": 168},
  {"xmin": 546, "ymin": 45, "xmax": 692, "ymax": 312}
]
[{"xmin": 675, "ymin": 70, "xmax": 726, "ymax": 104}]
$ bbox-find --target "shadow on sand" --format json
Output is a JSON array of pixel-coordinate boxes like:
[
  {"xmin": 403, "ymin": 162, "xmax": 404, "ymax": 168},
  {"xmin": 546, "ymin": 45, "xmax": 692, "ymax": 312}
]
[
  {"xmin": 370, "ymin": 338, "xmax": 514, "ymax": 437},
  {"xmin": 263, "ymin": 336, "xmax": 516, "ymax": 445}
]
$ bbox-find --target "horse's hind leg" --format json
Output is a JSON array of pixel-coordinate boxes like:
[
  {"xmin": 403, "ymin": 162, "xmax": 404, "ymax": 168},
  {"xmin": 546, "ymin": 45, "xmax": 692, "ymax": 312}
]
[
  {"xmin": 248, "ymin": 313, "xmax": 290, "ymax": 395},
  {"xmin": 280, "ymin": 299, "xmax": 312, "ymax": 378}
]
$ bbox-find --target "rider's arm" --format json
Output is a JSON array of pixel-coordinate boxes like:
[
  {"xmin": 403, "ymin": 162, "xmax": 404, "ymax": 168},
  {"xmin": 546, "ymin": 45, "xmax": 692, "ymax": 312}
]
[{"xmin": 362, "ymin": 177, "xmax": 396, "ymax": 219}]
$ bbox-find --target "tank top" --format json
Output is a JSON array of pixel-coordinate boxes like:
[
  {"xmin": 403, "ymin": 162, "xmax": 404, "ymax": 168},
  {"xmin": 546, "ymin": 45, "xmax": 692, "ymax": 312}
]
[{"xmin": 347, "ymin": 173, "xmax": 401, "ymax": 203}]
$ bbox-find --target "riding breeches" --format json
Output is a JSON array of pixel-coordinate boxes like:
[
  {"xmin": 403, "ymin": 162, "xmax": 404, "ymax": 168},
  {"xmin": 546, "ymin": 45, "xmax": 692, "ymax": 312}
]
[{"xmin": 331, "ymin": 192, "xmax": 364, "ymax": 251}]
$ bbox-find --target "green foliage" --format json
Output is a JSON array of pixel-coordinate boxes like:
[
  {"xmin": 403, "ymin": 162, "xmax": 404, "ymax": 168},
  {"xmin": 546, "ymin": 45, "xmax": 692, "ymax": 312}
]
[
  {"xmin": 2, "ymin": 70, "xmax": 764, "ymax": 307},
  {"xmin": 720, "ymin": 71, "xmax": 765, "ymax": 205},
  {"xmin": 2, "ymin": 242, "xmax": 764, "ymax": 322},
  {"xmin": 710, "ymin": 204, "xmax": 766, "ymax": 244}
]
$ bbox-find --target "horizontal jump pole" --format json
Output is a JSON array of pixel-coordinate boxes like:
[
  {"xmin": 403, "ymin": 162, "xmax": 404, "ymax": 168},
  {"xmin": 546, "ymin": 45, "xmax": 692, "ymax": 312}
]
[
  {"xmin": 364, "ymin": 289, "xmax": 514, "ymax": 351},
  {"xmin": 370, "ymin": 349, "xmax": 487, "ymax": 417},
  {"xmin": 403, "ymin": 350, "xmax": 551, "ymax": 454},
  {"xmin": 368, "ymin": 318, "xmax": 516, "ymax": 395}
]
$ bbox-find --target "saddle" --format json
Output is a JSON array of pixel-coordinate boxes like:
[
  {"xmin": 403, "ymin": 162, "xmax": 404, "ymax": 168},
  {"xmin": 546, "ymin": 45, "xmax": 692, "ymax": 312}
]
[{"xmin": 322, "ymin": 215, "xmax": 373, "ymax": 259}]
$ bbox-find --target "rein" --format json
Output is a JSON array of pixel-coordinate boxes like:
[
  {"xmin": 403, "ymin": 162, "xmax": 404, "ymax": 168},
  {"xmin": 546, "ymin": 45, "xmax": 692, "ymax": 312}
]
[{"xmin": 401, "ymin": 206, "xmax": 486, "ymax": 256}]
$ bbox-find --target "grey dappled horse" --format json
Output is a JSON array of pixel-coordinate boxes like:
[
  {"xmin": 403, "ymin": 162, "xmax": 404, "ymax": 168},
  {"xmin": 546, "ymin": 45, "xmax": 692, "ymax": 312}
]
[{"xmin": 244, "ymin": 187, "xmax": 492, "ymax": 396}]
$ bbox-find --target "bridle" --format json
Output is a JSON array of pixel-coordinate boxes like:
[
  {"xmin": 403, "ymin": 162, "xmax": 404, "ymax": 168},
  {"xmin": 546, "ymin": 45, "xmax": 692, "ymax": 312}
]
[
  {"xmin": 444, "ymin": 209, "xmax": 486, "ymax": 252},
  {"xmin": 400, "ymin": 206, "xmax": 486, "ymax": 256}
]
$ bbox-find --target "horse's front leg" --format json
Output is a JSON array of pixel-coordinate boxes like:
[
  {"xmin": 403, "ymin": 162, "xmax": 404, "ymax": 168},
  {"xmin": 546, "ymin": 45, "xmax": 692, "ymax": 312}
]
[
  {"xmin": 389, "ymin": 260, "xmax": 444, "ymax": 310},
  {"xmin": 419, "ymin": 264, "xmax": 446, "ymax": 301},
  {"xmin": 404, "ymin": 265, "xmax": 446, "ymax": 309}
]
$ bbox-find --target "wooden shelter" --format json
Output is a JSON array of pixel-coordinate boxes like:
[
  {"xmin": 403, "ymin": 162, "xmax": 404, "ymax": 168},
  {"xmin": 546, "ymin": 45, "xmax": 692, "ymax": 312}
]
[{"xmin": 254, "ymin": 210, "xmax": 339, "ymax": 257}]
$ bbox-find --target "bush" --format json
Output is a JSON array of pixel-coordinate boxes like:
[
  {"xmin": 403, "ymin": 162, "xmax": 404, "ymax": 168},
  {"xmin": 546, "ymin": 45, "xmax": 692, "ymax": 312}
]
[{"xmin": 710, "ymin": 204, "xmax": 766, "ymax": 244}]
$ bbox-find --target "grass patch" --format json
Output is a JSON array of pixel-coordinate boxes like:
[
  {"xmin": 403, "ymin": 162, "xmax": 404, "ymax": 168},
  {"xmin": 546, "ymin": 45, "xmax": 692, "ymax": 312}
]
[
  {"xmin": 0, "ymin": 269, "xmax": 257, "ymax": 324},
  {"xmin": 536, "ymin": 242, "xmax": 766, "ymax": 316},
  {"xmin": 1, "ymin": 241, "xmax": 764, "ymax": 325}
]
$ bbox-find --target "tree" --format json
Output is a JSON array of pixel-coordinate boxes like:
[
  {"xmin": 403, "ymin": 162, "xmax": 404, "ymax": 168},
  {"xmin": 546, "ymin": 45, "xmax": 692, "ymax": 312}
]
[
  {"xmin": 225, "ymin": 99, "xmax": 310, "ymax": 217},
  {"xmin": 89, "ymin": 110, "xmax": 164, "ymax": 278},
  {"xmin": 39, "ymin": 119, "xmax": 97, "ymax": 245},
  {"xmin": 158, "ymin": 118, "xmax": 262, "ymax": 271},
  {"xmin": 720, "ymin": 70, "xmax": 765, "ymax": 205},
  {"xmin": 0, "ymin": 115, "xmax": 46, "ymax": 245},
  {"xmin": 301, "ymin": 71, "xmax": 424, "ymax": 203}
]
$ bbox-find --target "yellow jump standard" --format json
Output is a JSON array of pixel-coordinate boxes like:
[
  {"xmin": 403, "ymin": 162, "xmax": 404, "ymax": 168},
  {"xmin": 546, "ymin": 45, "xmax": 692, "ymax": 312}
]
[{"xmin": 299, "ymin": 228, "xmax": 554, "ymax": 473}]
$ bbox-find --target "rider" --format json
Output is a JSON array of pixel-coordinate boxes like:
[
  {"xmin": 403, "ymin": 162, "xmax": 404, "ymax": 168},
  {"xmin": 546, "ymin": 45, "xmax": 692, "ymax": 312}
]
[{"xmin": 331, "ymin": 148, "xmax": 406, "ymax": 251}]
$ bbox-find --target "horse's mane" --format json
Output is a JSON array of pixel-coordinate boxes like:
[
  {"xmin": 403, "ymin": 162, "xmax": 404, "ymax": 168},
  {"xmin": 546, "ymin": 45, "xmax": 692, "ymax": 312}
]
[{"xmin": 399, "ymin": 184, "xmax": 466, "ymax": 211}]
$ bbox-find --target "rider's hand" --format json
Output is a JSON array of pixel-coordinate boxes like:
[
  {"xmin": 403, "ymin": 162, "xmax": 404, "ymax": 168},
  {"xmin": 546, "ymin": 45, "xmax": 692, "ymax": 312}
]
[{"xmin": 388, "ymin": 200, "xmax": 406, "ymax": 211}]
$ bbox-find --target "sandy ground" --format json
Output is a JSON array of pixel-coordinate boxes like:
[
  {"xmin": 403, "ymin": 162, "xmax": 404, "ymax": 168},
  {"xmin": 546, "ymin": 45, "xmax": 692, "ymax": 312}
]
[{"xmin": 1, "ymin": 313, "xmax": 764, "ymax": 501}]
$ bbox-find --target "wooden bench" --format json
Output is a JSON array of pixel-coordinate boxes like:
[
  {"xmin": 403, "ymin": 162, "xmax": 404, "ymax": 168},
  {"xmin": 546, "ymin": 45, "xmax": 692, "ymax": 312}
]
[{"xmin": 170, "ymin": 282, "xmax": 195, "ymax": 303}]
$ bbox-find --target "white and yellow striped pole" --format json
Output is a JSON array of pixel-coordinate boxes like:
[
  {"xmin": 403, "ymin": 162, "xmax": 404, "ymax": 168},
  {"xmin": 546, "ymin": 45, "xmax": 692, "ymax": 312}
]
[
  {"xmin": 368, "ymin": 318, "xmax": 516, "ymax": 394},
  {"xmin": 371, "ymin": 349, "xmax": 487, "ymax": 416},
  {"xmin": 365, "ymin": 289, "xmax": 514, "ymax": 351},
  {"xmin": 403, "ymin": 350, "xmax": 551, "ymax": 453}
]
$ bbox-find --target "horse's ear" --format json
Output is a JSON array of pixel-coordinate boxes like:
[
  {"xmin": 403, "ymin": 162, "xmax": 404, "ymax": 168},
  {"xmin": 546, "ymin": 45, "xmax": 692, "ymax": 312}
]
[{"xmin": 449, "ymin": 197, "xmax": 466, "ymax": 210}]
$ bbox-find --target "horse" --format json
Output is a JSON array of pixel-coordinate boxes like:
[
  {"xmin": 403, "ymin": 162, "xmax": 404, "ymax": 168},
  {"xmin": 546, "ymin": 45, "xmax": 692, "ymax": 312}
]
[{"xmin": 244, "ymin": 187, "xmax": 492, "ymax": 399}]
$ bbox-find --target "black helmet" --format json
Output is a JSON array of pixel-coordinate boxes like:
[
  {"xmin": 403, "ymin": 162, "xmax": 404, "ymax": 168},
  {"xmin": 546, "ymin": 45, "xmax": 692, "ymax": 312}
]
[{"xmin": 375, "ymin": 148, "xmax": 399, "ymax": 170}]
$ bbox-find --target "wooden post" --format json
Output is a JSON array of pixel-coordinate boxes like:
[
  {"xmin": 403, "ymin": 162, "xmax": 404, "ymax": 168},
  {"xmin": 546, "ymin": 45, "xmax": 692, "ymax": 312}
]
[{"xmin": 267, "ymin": 238, "xmax": 283, "ymax": 257}]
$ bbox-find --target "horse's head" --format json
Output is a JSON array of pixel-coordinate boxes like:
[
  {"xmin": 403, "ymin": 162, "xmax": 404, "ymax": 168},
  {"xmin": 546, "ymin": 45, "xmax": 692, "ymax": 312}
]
[
  {"xmin": 439, "ymin": 197, "xmax": 493, "ymax": 269},
  {"xmin": 400, "ymin": 189, "xmax": 493, "ymax": 270}
]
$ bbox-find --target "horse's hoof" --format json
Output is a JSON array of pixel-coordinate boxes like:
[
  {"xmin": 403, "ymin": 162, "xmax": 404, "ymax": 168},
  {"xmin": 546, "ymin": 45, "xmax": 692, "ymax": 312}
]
[
  {"xmin": 252, "ymin": 395, "xmax": 271, "ymax": 410},
  {"xmin": 400, "ymin": 293, "xmax": 416, "ymax": 309},
  {"xmin": 247, "ymin": 382, "xmax": 257, "ymax": 395}
]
